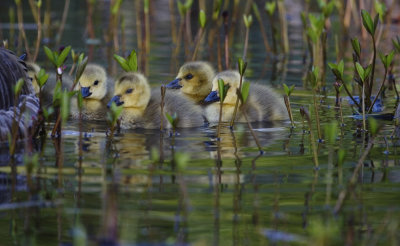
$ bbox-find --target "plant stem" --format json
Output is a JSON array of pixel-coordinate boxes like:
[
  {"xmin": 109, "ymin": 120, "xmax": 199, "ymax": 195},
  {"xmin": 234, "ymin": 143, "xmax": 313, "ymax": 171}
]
[
  {"xmin": 334, "ymin": 137, "xmax": 374, "ymax": 214},
  {"xmin": 362, "ymin": 81, "xmax": 366, "ymax": 131},
  {"xmin": 16, "ymin": 0, "xmax": 31, "ymax": 57},
  {"xmin": 243, "ymin": 27, "xmax": 249, "ymax": 60},
  {"xmin": 223, "ymin": 12, "xmax": 229, "ymax": 69},
  {"xmin": 217, "ymin": 102, "xmax": 223, "ymax": 139},
  {"xmin": 32, "ymin": 4, "xmax": 42, "ymax": 62},
  {"xmin": 243, "ymin": 111, "xmax": 263, "ymax": 154},
  {"xmin": 55, "ymin": 0, "xmax": 70, "ymax": 47},
  {"xmin": 313, "ymin": 93, "xmax": 322, "ymax": 141},
  {"xmin": 230, "ymin": 81, "xmax": 244, "ymax": 129},
  {"xmin": 160, "ymin": 86, "xmax": 166, "ymax": 131},
  {"xmin": 340, "ymin": 79, "xmax": 361, "ymax": 108},
  {"xmin": 367, "ymin": 68, "xmax": 387, "ymax": 114},
  {"xmin": 191, "ymin": 28, "xmax": 204, "ymax": 61},
  {"xmin": 284, "ymin": 95, "xmax": 295, "ymax": 127}
]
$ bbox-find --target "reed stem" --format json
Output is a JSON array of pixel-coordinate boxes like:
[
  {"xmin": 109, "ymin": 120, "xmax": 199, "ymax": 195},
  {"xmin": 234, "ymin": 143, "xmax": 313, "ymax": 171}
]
[{"xmin": 55, "ymin": 0, "xmax": 70, "ymax": 47}]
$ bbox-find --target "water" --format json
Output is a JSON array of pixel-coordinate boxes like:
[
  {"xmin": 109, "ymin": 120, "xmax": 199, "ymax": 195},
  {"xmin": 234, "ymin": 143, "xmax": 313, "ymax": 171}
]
[{"xmin": 1, "ymin": 0, "xmax": 400, "ymax": 245}]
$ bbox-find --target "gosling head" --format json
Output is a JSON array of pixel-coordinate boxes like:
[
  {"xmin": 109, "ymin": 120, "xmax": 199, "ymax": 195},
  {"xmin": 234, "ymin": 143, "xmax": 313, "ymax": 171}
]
[
  {"xmin": 78, "ymin": 64, "xmax": 108, "ymax": 100},
  {"xmin": 108, "ymin": 72, "xmax": 150, "ymax": 109},
  {"xmin": 26, "ymin": 62, "xmax": 41, "ymax": 94},
  {"xmin": 204, "ymin": 70, "xmax": 241, "ymax": 105},
  {"xmin": 166, "ymin": 61, "xmax": 215, "ymax": 99}
]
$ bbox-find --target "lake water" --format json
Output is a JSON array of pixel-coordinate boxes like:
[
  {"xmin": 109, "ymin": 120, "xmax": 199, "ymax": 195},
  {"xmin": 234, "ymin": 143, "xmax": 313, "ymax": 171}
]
[{"xmin": 0, "ymin": 0, "xmax": 400, "ymax": 245}]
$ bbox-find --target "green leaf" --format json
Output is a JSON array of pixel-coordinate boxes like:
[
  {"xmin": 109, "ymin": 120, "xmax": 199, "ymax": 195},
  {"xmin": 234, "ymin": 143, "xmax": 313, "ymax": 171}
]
[
  {"xmin": 165, "ymin": 112, "xmax": 178, "ymax": 128},
  {"xmin": 238, "ymin": 58, "xmax": 247, "ymax": 76},
  {"xmin": 338, "ymin": 60, "xmax": 344, "ymax": 78},
  {"xmin": 127, "ymin": 50, "xmax": 138, "ymax": 72},
  {"xmin": 252, "ymin": 3, "xmax": 261, "ymax": 20},
  {"xmin": 75, "ymin": 56, "xmax": 88, "ymax": 84},
  {"xmin": 113, "ymin": 54, "xmax": 130, "ymax": 72},
  {"xmin": 374, "ymin": 0, "xmax": 386, "ymax": 22},
  {"xmin": 13, "ymin": 78, "xmax": 24, "ymax": 96},
  {"xmin": 283, "ymin": 83, "xmax": 290, "ymax": 96},
  {"xmin": 61, "ymin": 89, "xmax": 71, "ymax": 123},
  {"xmin": 265, "ymin": 1, "xmax": 276, "ymax": 16},
  {"xmin": 355, "ymin": 62, "xmax": 365, "ymax": 81},
  {"xmin": 175, "ymin": 152, "xmax": 190, "ymax": 171},
  {"xmin": 241, "ymin": 81, "xmax": 250, "ymax": 103},
  {"xmin": 361, "ymin": 10, "xmax": 374, "ymax": 35},
  {"xmin": 392, "ymin": 37, "xmax": 400, "ymax": 53},
  {"xmin": 218, "ymin": 79, "xmax": 228, "ymax": 102},
  {"xmin": 364, "ymin": 64, "xmax": 372, "ymax": 79},
  {"xmin": 373, "ymin": 13, "xmax": 379, "ymax": 33},
  {"xmin": 324, "ymin": 121, "xmax": 338, "ymax": 145},
  {"xmin": 111, "ymin": 0, "xmax": 122, "ymax": 14},
  {"xmin": 165, "ymin": 112, "xmax": 173, "ymax": 126},
  {"xmin": 177, "ymin": 1, "xmax": 185, "ymax": 16},
  {"xmin": 56, "ymin": 45, "xmax": 71, "ymax": 67},
  {"xmin": 337, "ymin": 149, "xmax": 346, "ymax": 166},
  {"xmin": 184, "ymin": 0, "xmax": 193, "ymax": 10},
  {"xmin": 368, "ymin": 117, "xmax": 379, "ymax": 135},
  {"xmin": 351, "ymin": 38, "xmax": 361, "ymax": 57},
  {"xmin": 37, "ymin": 68, "xmax": 49, "ymax": 87},
  {"xmin": 144, "ymin": 0, "xmax": 149, "ymax": 13},
  {"xmin": 53, "ymin": 80, "xmax": 62, "ymax": 104},
  {"xmin": 290, "ymin": 85, "xmax": 295, "ymax": 94},
  {"xmin": 43, "ymin": 45, "xmax": 56, "ymax": 65},
  {"xmin": 199, "ymin": 9, "xmax": 206, "ymax": 28},
  {"xmin": 387, "ymin": 50, "xmax": 395, "ymax": 68}
]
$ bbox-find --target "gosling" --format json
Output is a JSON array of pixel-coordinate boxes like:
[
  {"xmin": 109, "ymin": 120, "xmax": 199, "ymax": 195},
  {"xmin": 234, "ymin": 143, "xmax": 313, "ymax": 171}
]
[
  {"xmin": 166, "ymin": 61, "xmax": 215, "ymax": 104},
  {"xmin": 108, "ymin": 72, "xmax": 204, "ymax": 129},
  {"xmin": 204, "ymin": 70, "xmax": 288, "ymax": 123},
  {"xmin": 71, "ymin": 64, "xmax": 113, "ymax": 120},
  {"xmin": 26, "ymin": 62, "xmax": 73, "ymax": 104}
]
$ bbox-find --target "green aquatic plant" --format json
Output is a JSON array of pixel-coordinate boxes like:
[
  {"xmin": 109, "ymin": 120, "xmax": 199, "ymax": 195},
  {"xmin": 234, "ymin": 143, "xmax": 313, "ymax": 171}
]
[
  {"xmin": 265, "ymin": 1, "xmax": 278, "ymax": 54},
  {"xmin": 230, "ymin": 58, "xmax": 247, "ymax": 128},
  {"xmin": 300, "ymin": 106, "xmax": 319, "ymax": 168},
  {"xmin": 217, "ymin": 78, "xmax": 229, "ymax": 139},
  {"xmin": 113, "ymin": 49, "xmax": 138, "ymax": 72},
  {"xmin": 165, "ymin": 112, "xmax": 179, "ymax": 136},
  {"xmin": 192, "ymin": 9, "xmax": 207, "ymax": 60},
  {"xmin": 32, "ymin": 0, "xmax": 42, "ymax": 62},
  {"xmin": 239, "ymin": 81, "xmax": 263, "ymax": 154},
  {"xmin": 107, "ymin": 102, "xmax": 123, "ymax": 137},
  {"xmin": 242, "ymin": 14, "xmax": 253, "ymax": 60},
  {"xmin": 308, "ymin": 67, "xmax": 322, "ymax": 141},
  {"xmin": 8, "ymin": 78, "xmax": 25, "ymax": 157},
  {"xmin": 283, "ymin": 83, "xmax": 295, "ymax": 128},
  {"xmin": 277, "ymin": 0, "xmax": 289, "ymax": 54}
]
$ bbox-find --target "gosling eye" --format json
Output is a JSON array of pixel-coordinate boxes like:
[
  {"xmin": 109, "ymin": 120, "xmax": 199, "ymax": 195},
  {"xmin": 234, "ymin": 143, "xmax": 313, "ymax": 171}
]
[
  {"xmin": 93, "ymin": 80, "xmax": 99, "ymax": 86},
  {"xmin": 126, "ymin": 88, "xmax": 133, "ymax": 94},
  {"xmin": 184, "ymin": 73, "xmax": 193, "ymax": 80}
]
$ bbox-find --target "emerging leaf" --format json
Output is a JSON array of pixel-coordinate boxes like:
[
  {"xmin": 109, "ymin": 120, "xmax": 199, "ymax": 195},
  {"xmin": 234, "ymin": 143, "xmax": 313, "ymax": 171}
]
[
  {"xmin": 43, "ymin": 45, "xmax": 56, "ymax": 65},
  {"xmin": 199, "ymin": 9, "xmax": 206, "ymax": 28},
  {"xmin": 238, "ymin": 58, "xmax": 247, "ymax": 76},
  {"xmin": 241, "ymin": 81, "xmax": 250, "ymax": 103},
  {"xmin": 57, "ymin": 45, "xmax": 71, "ymax": 67},
  {"xmin": 265, "ymin": 1, "xmax": 276, "ymax": 16},
  {"xmin": 13, "ymin": 78, "xmax": 24, "ymax": 96},
  {"xmin": 361, "ymin": 10, "xmax": 375, "ymax": 35},
  {"xmin": 127, "ymin": 50, "xmax": 138, "ymax": 72},
  {"xmin": 351, "ymin": 38, "xmax": 361, "ymax": 58},
  {"xmin": 113, "ymin": 54, "xmax": 130, "ymax": 72},
  {"xmin": 355, "ymin": 62, "xmax": 365, "ymax": 82}
]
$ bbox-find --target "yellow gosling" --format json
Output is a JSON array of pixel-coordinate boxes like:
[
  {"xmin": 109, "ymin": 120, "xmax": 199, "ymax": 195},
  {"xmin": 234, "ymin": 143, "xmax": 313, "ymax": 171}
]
[
  {"xmin": 26, "ymin": 61, "xmax": 73, "ymax": 104},
  {"xmin": 71, "ymin": 64, "xmax": 113, "ymax": 120},
  {"xmin": 166, "ymin": 61, "xmax": 215, "ymax": 104},
  {"xmin": 109, "ymin": 72, "xmax": 205, "ymax": 129},
  {"xmin": 204, "ymin": 70, "xmax": 288, "ymax": 123}
]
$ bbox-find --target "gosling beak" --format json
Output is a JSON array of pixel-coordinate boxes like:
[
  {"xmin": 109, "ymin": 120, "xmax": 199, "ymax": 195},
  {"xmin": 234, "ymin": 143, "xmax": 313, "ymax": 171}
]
[
  {"xmin": 166, "ymin": 78, "xmax": 182, "ymax": 89},
  {"xmin": 81, "ymin": 87, "xmax": 92, "ymax": 98},
  {"xmin": 107, "ymin": 95, "xmax": 124, "ymax": 108},
  {"xmin": 204, "ymin": 91, "xmax": 220, "ymax": 103}
]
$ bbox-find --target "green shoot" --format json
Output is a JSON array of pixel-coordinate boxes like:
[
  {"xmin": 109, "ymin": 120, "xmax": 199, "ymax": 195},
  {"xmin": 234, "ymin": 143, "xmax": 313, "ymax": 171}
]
[{"xmin": 114, "ymin": 49, "xmax": 138, "ymax": 72}]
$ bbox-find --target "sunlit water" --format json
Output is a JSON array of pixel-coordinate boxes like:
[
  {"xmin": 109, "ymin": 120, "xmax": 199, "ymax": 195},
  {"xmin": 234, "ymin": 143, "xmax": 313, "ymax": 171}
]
[{"xmin": 1, "ymin": 1, "xmax": 400, "ymax": 245}]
